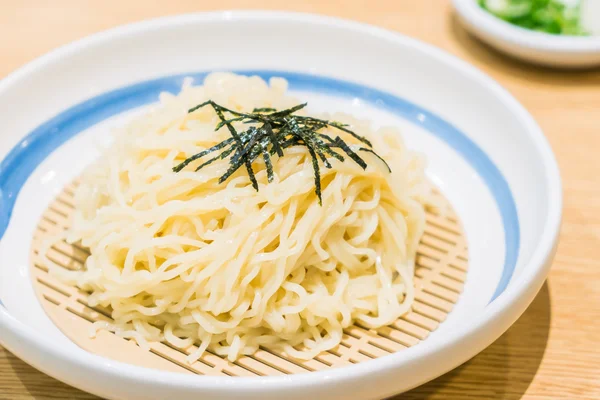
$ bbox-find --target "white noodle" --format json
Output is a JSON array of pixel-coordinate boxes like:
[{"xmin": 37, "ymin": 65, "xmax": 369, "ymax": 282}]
[{"xmin": 42, "ymin": 72, "xmax": 432, "ymax": 362}]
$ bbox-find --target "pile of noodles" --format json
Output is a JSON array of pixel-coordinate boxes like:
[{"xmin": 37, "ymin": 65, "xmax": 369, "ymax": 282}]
[{"xmin": 43, "ymin": 72, "xmax": 433, "ymax": 362}]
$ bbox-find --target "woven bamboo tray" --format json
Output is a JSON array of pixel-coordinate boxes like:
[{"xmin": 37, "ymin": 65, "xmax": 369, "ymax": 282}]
[{"xmin": 30, "ymin": 182, "xmax": 468, "ymax": 376}]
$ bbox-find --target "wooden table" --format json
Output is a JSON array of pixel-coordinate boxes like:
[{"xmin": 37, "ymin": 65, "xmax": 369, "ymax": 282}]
[{"xmin": 1, "ymin": 1, "xmax": 599, "ymax": 399}]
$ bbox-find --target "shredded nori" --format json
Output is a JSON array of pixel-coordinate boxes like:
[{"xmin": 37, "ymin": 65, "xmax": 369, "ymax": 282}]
[{"xmin": 173, "ymin": 101, "xmax": 390, "ymax": 204}]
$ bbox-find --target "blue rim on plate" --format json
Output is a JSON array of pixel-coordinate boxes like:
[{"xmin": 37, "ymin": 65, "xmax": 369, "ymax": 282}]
[{"xmin": 0, "ymin": 70, "xmax": 520, "ymax": 304}]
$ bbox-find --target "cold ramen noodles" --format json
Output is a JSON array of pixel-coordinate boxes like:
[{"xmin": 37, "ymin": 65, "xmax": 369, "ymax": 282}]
[{"xmin": 42, "ymin": 73, "xmax": 434, "ymax": 363}]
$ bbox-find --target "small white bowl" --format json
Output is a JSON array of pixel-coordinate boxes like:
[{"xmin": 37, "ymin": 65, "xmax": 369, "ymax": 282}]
[
  {"xmin": 453, "ymin": 0, "xmax": 600, "ymax": 67},
  {"xmin": 0, "ymin": 11, "xmax": 562, "ymax": 400}
]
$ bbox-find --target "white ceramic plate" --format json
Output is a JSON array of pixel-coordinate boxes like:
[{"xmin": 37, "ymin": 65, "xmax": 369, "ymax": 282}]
[
  {"xmin": 453, "ymin": 0, "xmax": 600, "ymax": 67},
  {"xmin": 0, "ymin": 11, "xmax": 561, "ymax": 400}
]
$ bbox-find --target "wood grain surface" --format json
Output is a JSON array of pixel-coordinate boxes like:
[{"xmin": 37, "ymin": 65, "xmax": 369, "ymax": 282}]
[{"xmin": 1, "ymin": 1, "xmax": 599, "ymax": 399}]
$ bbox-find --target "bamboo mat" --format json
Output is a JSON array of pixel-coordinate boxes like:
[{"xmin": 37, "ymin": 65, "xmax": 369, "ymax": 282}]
[{"xmin": 30, "ymin": 182, "xmax": 466, "ymax": 377}]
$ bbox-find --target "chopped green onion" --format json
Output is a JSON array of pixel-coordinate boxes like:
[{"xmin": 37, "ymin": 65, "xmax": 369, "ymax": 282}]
[{"xmin": 478, "ymin": 0, "xmax": 589, "ymax": 36}]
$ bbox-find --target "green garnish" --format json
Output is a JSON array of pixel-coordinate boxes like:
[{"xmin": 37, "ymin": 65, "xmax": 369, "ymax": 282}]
[
  {"xmin": 478, "ymin": 0, "xmax": 589, "ymax": 36},
  {"xmin": 173, "ymin": 101, "xmax": 390, "ymax": 204}
]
